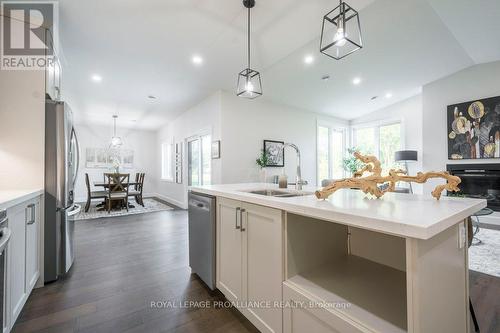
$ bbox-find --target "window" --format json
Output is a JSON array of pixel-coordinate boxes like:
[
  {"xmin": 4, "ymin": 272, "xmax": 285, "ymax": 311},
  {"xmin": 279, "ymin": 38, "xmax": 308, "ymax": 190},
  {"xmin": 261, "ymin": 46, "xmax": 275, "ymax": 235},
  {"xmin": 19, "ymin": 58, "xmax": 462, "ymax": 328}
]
[
  {"xmin": 188, "ymin": 134, "xmax": 212, "ymax": 186},
  {"xmin": 317, "ymin": 124, "xmax": 346, "ymax": 185},
  {"xmin": 352, "ymin": 122, "xmax": 402, "ymax": 174},
  {"xmin": 161, "ymin": 143, "xmax": 174, "ymax": 181}
]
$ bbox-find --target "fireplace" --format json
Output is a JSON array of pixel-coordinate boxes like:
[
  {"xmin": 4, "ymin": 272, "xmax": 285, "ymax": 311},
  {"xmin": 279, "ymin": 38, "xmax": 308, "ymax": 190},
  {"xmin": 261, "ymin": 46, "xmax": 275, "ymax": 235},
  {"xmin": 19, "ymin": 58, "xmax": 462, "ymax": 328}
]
[{"xmin": 447, "ymin": 163, "xmax": 500, "ymax": 211}]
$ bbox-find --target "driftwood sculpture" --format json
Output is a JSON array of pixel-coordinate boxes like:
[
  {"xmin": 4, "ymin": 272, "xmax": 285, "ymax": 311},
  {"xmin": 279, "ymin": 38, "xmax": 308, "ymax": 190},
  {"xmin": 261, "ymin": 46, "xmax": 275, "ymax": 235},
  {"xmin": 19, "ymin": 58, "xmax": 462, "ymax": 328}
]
[{"xmin": 315, "ymin": 152, "xmax": 461, "ymax": 200}]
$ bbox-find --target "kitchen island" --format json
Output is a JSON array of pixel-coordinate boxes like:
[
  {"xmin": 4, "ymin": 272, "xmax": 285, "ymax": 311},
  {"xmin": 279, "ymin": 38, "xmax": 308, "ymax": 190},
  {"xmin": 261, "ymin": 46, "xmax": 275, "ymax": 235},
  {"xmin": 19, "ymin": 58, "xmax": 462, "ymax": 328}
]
[{"xmin": 190, "ymin": 183, "xmax": 486, "ymax": 333}]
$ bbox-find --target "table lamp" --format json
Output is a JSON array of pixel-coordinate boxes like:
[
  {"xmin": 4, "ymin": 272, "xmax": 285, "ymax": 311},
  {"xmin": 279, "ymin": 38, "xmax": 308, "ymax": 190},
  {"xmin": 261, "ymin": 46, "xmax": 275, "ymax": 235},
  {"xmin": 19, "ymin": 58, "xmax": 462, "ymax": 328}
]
[{"xmin": 395, "ymin": 150, "xmax": 418, "ymax": 193}]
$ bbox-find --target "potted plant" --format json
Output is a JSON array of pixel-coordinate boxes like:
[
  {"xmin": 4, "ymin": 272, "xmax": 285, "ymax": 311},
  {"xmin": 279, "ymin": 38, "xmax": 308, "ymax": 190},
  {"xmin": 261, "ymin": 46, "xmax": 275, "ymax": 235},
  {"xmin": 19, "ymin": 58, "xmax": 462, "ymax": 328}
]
[
  {"xmin": 256, "ymin": 149, "xmax": 270, "ymax": 183},
  {"xmin": 111, "ymin": 156, "xmax": 121, "ymax": 174},
  {"xmin": 343, "ymin": 147, "xmax": 365, "ymax": 176}
]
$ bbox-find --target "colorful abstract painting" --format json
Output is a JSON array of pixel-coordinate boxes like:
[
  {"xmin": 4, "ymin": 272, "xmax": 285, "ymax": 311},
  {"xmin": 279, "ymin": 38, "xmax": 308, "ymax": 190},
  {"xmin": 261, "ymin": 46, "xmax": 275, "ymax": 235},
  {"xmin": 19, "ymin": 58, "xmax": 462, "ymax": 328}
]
[{"xmin": 448, "ymin": 96, "xmax": 500, "ymax": 160}]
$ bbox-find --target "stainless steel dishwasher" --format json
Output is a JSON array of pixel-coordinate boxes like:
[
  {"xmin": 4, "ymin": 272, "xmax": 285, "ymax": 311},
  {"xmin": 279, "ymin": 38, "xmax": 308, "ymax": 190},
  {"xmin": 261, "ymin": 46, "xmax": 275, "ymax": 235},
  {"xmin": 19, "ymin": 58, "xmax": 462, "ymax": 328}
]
[{"xmin": 188, "ymin": 192, "xmax": 216, "ymax": 290}]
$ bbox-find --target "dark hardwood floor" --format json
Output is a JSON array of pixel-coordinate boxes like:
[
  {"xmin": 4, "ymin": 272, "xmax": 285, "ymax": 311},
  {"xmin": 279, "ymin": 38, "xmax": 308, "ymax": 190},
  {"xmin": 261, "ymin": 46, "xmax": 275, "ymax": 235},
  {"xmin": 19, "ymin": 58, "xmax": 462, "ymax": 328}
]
[
  {"xmin": 12, "ymin": 209, "xmax": 499, "ymax": 333},
  {"xmin": 13, "ymin": 210, "xmax": 258, "ymax": 333},
  {"xmin": 470, "ymin": 269, "xmax": 500, "ymax": 333}
]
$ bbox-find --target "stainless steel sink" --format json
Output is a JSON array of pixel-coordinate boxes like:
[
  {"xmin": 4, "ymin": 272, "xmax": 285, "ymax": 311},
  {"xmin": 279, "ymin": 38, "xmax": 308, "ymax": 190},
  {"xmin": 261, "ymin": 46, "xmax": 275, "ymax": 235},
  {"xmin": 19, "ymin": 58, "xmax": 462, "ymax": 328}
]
[{"xmin": 245, "ymin": 189, "xmax": 311, "ymax": 198}]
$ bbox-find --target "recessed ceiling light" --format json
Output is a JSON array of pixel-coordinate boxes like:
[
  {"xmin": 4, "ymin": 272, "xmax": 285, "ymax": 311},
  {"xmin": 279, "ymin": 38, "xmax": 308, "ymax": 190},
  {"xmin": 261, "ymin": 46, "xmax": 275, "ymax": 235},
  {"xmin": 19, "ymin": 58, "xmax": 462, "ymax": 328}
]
[
  {"xmin": 352, "ymin": 77, "xmax": 362, "ymax": 85},
  {"xmin": 192, "ymin": 55, "xmax": 203, "ymax": 65},
  {"xmin": 321, "ymin": 75, "xmax": 331, "ymax": 81},
  {"xmin": 91, "ymin": 74, "xmax": 102, "ymax": 82},
  {"xmin": 304, "ymin": 55, "xmax": 314, "ymax": 65},
  {"xmin": 385, "ymin": 92, "xmax": 393, "ymax": 99}
]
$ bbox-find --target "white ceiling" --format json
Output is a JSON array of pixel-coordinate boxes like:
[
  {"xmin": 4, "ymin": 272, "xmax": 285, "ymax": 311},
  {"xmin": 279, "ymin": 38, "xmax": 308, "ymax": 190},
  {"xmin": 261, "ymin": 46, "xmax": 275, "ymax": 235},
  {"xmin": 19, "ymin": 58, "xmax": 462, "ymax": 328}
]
[{"xmin": 59, "ymin": 0, "xmax": 500, "ymax": 130}]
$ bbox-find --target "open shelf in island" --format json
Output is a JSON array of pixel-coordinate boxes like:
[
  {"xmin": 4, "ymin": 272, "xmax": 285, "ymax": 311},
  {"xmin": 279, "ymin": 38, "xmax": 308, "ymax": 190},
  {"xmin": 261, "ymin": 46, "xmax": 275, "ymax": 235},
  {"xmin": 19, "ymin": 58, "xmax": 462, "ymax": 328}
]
[
  {"xmin": 285, "ymin": 213, "xmax": 408, "ymax": 333},
  {"xmin": 285, "ymin": 255, "xmax": 407, "ymax": 333}
]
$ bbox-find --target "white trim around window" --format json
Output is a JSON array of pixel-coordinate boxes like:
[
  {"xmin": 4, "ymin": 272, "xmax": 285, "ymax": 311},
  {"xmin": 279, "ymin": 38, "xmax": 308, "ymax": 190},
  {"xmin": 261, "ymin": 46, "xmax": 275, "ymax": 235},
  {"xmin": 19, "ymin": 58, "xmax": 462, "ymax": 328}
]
[{"xmin": 161, "ymin": 141, "xmax": 174, "ymax": 182}]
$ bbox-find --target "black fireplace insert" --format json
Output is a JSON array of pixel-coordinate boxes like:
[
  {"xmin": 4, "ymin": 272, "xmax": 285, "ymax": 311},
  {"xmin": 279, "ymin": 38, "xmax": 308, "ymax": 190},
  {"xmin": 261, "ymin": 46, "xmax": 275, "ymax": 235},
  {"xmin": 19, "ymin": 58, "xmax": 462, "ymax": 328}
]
[{"xmin": 447, "ymin": 163, "xmax": 500, "ymax": 211}]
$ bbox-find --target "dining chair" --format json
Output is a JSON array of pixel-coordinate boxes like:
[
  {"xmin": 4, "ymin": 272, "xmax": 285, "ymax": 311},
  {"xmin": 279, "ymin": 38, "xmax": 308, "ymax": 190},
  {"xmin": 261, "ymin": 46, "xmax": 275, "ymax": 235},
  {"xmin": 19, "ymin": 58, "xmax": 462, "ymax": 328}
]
[
  {"xmin": 105, "ymin": 173, "xmax": 130, "ymax": 213},
  {"xmin": 129, "ymin": 173, "xmax": 145, "ymax": 207},
  {"xmin": 84, "ymin": 174, "xmax": 108, "ymax": 212}
]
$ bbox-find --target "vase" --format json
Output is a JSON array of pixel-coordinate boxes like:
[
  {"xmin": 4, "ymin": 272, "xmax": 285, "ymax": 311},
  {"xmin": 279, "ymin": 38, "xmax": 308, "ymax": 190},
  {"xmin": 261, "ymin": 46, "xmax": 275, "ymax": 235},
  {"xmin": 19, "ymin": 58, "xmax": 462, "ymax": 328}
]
[{"xmin": 259, "ymin": 168, "xmax": 267, "ymax": 183}]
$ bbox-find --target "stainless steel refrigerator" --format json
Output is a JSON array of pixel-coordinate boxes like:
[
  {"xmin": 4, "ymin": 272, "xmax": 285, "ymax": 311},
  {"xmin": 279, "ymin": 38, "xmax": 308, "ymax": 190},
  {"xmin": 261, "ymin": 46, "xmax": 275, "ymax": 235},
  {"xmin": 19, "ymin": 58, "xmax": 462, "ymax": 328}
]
[{"xmin": 44, "ymin": 99, "xmax": 81, "ymax": 283}]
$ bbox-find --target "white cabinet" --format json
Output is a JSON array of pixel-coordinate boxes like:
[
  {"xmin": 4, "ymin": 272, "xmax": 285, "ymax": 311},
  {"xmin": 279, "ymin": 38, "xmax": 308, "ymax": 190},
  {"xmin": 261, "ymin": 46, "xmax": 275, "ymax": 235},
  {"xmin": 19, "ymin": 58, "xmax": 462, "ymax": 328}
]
[
  {"xmin": 6, "ymin": 204, "xmax": 27, "ymax": 324},
  {"xmin": 216, "ymin": 197, "xmax": 283, "ymax": 333},
  {"xmin": 25, "ymin": 200, "xmax": 40, "ymax": 291},
  {"xmin": 45, "ymin": 30, "xmax": 62, "ymax": 101},
  {"xmin": 217, "ymin": 198, "xmax": 243, "ymax": 303},
  {"xmin": 5, "ymin": 196, "xmax": 41, "ymax": 331}
]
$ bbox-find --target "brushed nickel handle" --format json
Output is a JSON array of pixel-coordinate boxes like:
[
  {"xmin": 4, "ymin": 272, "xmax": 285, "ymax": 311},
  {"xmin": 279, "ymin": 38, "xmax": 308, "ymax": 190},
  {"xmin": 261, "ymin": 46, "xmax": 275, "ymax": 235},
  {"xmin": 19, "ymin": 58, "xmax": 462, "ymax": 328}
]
[
  {"xmin": 240, "ymin": 209, "xmax": 246, "ymax": 232},
  {"xmin": 235, "ymin": 207, "xmax": 241, "ymax": 229},
  {"xmin": 26, "ymin": 204, "xmax": 35, "ymax": 225}
]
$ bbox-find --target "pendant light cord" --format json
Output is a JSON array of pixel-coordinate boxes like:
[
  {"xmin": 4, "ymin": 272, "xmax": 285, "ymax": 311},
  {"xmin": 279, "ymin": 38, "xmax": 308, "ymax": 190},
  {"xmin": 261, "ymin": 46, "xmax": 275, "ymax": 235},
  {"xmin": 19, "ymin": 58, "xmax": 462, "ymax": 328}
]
[{"xmin": 247, "ymin": 6, "xmax": 251, "ymax": 69}]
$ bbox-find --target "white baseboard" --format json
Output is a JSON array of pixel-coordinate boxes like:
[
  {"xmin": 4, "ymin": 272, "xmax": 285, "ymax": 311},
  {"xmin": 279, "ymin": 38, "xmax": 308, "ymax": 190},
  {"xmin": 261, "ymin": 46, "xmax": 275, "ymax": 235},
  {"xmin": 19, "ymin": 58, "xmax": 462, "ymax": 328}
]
[{"xmin": 153, "ymin": 193, "xmax": 186, "ymax": 209}]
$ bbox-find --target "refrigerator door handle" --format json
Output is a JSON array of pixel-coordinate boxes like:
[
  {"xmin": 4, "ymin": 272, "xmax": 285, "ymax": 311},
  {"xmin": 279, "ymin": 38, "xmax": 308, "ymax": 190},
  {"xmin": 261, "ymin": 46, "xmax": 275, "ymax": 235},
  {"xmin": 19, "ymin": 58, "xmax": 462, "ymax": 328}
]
[
  {"xmin": 67, "ymin": 204, "xmax": 81, "ymax": 217},
  {"xmin": 71, "ymin": 128, "xmax": 80, "ymax": 186}
]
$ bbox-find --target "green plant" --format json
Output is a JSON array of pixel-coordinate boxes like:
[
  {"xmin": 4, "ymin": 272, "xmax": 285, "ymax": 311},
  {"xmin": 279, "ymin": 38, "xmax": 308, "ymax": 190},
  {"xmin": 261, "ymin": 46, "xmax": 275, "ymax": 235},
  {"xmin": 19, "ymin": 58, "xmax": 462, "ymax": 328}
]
[
  {"xmin": 343, "ymin": 147, "xmax": 365, "ymax": 175},
  {"xmin": 256, "ymin": 149, "xmax": 270, "ymax": 168}
]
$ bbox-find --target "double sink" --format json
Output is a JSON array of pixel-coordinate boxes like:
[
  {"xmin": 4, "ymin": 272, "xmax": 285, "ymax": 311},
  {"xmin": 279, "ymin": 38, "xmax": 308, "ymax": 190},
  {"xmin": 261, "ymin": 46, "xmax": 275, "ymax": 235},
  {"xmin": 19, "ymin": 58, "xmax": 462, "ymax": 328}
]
[{"xmin": 244, "ymin": 189, "xmax": 313, "ymax": 198}]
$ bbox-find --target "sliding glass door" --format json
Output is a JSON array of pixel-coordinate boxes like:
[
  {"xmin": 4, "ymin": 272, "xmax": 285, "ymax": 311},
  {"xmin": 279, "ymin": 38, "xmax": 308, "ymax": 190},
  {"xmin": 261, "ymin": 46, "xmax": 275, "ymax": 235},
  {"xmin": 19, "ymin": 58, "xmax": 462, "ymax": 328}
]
[
  {"xmin": 317, "ymin": 124, "xmax": 346, "ymax": 185},
  {"xmin": 188, "ymin": 134, "xmax": 212, "ymax": 186}
]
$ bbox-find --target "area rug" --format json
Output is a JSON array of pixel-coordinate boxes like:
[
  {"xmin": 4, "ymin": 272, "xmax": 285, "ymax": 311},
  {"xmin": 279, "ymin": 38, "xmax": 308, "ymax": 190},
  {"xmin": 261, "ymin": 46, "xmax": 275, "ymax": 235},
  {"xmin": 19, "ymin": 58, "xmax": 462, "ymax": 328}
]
[
  {"xmin": 75, "ymin": 198, "xmax": 173, "ymax": 221},
  {"xmin": 469, "ymin": 228, "xmax": 500, "ymax": 278}
]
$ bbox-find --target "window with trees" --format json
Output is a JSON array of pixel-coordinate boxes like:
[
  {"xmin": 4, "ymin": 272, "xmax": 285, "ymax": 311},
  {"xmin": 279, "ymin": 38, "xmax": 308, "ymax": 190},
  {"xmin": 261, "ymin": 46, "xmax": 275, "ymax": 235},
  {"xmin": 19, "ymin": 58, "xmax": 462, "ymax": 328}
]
[{"xmin": 352, "ymin": 122, "xmax": 402, "ymax": 174}]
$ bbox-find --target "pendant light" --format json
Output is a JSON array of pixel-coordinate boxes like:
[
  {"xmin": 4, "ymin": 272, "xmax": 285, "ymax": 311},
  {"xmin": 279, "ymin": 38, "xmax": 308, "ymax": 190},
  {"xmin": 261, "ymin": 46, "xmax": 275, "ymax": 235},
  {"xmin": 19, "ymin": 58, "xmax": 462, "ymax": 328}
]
[
  {"xmin": 236, "ymin": 0, "xmax": 262, "ymax": 99},
  {"xmin": 110, "ymin": 115, "xmax": 123, "ymax": 148},
  {"xmin": 320, "ymin": 0, "xmax": 363, "ymax": 60}
]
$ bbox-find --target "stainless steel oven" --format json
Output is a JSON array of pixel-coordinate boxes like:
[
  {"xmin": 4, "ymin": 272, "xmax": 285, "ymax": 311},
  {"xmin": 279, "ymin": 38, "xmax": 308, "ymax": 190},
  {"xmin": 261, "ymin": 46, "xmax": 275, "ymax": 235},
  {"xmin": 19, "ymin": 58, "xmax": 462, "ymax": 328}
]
[{"xmin": 0, "ymin": 210, "xmax": 12, "ymax": 331}]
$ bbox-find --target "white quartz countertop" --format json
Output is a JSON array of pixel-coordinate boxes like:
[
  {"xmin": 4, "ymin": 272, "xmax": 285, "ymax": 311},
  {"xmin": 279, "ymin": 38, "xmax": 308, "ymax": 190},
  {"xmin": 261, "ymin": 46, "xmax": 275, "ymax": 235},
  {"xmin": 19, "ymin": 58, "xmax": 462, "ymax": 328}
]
[
  {"xmin": 190, "ymin": 183, "xmax": 486, "ymax": 240},
  {"xmin": 0, "ymin": 189, "xmax": 43, "ymax": 210}
]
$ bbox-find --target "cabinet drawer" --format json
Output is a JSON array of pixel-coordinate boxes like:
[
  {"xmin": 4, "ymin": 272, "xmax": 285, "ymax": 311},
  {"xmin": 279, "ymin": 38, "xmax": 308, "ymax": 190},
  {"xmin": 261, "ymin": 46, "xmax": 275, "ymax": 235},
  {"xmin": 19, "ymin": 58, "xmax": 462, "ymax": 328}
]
[{"xmin": 283, "ymin": 282, "xmax": 365, "ymax": 333}]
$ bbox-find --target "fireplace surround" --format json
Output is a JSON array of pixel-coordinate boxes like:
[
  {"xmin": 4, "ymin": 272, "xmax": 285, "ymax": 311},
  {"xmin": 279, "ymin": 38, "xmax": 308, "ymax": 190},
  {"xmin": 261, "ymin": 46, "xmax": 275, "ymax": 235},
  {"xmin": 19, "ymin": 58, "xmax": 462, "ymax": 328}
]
[{"xmin": 447, "ymin": 163, "xmax": 500, "ymax": 211}]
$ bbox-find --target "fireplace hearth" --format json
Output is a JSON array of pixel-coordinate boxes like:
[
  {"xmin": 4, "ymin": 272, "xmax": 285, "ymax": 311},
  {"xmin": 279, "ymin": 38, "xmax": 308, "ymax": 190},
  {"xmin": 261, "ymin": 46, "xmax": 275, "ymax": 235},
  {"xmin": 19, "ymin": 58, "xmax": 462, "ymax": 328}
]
[{"xmin": 447, "ymin": 164, "xmax": 500, "ymax": 211}]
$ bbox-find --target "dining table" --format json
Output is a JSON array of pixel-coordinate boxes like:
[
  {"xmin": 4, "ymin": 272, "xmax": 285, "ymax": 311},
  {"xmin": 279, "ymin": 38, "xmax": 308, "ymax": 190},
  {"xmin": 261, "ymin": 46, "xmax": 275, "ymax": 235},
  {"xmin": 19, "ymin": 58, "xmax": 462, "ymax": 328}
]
[
  {"xmin": 93, "ymin": 180, "xmax": 141, "ymax": 210},
  {"xmin": 93, "ymin": 181, "xmax": 140, "ymax": 188}
]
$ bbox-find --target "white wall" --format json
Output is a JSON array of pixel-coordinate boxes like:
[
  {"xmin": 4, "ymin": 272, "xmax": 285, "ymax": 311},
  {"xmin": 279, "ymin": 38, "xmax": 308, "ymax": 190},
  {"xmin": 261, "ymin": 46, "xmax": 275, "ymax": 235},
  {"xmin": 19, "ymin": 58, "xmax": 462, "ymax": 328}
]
[
  {"xmin": 74, "ymin": 124, "xmax": 158, "ymax": 202},
  {"xmin": 350, "ymin": 94, "xmax": 424, "ymax": 193},
  {"xmin": 0, "ymin": 68, "xmax": 45, "ymax": 190},
  {"xmin": 422, "ymin": 61, "xmax": 500, "ymax": 193},
  {"xmin": 220, "ymin": 91, "xmax": 348, "ymax": 185},
  {"xmin": 155, "ymin": 90, "xmax": 347, "ymax": 208},
  {"xmin": 156, "ymin": 92, "xmax": 222, "ymax": 208}
]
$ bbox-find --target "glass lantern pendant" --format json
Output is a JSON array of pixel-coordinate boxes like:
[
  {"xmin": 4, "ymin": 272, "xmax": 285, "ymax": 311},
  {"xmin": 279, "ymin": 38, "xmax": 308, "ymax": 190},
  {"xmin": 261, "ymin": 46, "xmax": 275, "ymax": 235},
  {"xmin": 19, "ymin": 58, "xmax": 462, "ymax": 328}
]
[
  {"xmin": 110, "ymin": 115, "xmax": 123, "ymax": 148},
  {"xmin": 236, "ymin": 0, "xmax": 262, "ymax": 99},
  {"xmin": 320, "ymin": 0, "xmax": 363, "ymax": 60}
]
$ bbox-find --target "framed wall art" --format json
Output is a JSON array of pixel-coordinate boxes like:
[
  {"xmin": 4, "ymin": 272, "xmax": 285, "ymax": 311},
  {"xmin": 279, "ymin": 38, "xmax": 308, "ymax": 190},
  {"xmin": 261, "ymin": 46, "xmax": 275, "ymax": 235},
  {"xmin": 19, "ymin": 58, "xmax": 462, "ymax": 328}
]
[
  {"xmin": 264, "ymin": 140, "xmax": 284, "ymax": 167},
  {"xmin": 448, "ymin": 96, "xmax": 500, "ymax": 159}
]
